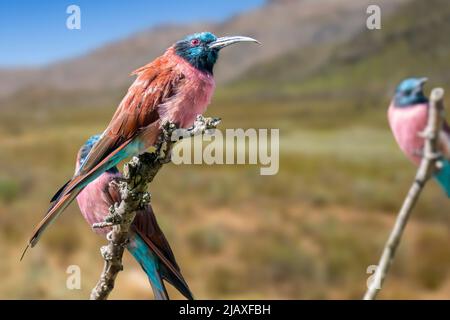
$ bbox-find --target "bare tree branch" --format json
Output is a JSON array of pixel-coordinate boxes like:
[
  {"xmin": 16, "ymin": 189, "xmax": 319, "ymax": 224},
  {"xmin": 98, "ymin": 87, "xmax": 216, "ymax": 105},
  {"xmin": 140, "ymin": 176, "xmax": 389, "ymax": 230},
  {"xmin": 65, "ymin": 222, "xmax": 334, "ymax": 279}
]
[
  {"xmin": 89, "ymin": 115, "xmax": 221, "ymax": 300},
  {"xmin": 363, "ymin": 88, "xmax": 445, "ymax": 300}
]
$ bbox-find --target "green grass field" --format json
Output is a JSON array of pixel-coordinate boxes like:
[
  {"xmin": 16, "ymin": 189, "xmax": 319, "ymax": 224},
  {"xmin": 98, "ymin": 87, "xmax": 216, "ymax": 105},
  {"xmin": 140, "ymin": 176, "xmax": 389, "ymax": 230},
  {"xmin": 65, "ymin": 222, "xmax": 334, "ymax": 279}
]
[{"xmin": 1, "ymin": 88, "xmax": 450, "ymax": 299}]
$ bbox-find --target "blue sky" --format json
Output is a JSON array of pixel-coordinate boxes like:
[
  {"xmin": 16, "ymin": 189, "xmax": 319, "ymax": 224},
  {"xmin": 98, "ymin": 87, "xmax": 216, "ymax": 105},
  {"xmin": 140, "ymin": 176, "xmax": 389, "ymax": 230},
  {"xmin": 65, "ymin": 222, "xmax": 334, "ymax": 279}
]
[{"xmin": 0, "ymin": 1, "xmax": 264, "ymax": 67}]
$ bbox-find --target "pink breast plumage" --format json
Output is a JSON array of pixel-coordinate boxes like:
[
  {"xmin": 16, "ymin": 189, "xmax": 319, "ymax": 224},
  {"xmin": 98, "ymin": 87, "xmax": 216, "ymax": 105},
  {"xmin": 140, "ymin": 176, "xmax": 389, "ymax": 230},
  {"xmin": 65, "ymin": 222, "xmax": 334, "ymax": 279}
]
[
  {"xmin": 158, "ymin": 54, "xmax": 216, "ymax": 128},
  {"xmin": 388, "ymin": 102, "xmax": 428, "ymax": 166},
  {"xmin": 76, "ymin": 173, "xmax": 117, "ymax": 235}
]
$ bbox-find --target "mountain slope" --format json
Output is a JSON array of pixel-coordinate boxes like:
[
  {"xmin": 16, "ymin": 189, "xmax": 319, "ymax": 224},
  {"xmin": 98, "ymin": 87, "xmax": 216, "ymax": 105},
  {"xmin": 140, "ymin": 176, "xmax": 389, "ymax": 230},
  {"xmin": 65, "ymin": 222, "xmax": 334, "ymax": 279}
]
[
  {"xmin": 237, "ymin": 0, "xmax": 450, "ymax": 98},
  {"xmin": 221, "ymin": 0, "xmax": 450, "ymax": 127},
  {"xmin": 0, "ymin": 0, "xmax": 408, "ymax": 99}
]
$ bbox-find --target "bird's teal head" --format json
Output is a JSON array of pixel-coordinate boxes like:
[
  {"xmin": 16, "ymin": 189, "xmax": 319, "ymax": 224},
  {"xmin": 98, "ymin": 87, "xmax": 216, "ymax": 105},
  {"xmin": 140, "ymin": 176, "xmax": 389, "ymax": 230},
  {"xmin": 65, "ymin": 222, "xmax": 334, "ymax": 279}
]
[
  {"xmin": 174, "ymin": 32, "xmax": 259, "ymax": 74},
  {"xmin": 394, "ymin": 77, "xmax": 429, "ymax": 107},
  {"xmin": 78, "ymin": 134, "xmax": 118, "ymax": 173}
]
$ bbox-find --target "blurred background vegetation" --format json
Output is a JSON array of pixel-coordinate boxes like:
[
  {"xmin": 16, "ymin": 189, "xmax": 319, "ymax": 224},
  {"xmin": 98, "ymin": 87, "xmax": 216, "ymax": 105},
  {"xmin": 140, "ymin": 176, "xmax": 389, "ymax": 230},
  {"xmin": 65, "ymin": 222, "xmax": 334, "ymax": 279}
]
[{"xmin": 1, "ymin": 0, "xmax": 450, "ymax": 299}]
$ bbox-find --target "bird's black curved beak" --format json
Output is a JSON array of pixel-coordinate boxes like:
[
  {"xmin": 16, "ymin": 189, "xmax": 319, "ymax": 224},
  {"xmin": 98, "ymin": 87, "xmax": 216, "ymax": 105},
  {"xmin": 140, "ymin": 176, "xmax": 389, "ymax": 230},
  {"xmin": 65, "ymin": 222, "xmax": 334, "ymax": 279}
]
[
  {"xmin": 208, "ymin": 36, "xmax": 260, "ymax": 50},
  {"xmin": 418, "ymin": 77, "xmax": 428, "ymax": 86}
]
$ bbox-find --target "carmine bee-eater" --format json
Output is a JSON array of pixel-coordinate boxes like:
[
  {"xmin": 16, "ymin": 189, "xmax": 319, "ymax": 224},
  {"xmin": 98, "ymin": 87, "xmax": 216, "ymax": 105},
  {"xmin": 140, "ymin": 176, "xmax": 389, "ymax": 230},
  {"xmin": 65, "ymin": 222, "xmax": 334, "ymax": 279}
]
[
  {"xmin": 388, "ymin": 77, "xmax": 450, "ymax": 195},
  {"xmin": 25, "ymin": 32, "xmax": 259, "ymax": 250},
  {"xmin": 76, "ymin": 135, "xmax": 192, "ymax": 300}
]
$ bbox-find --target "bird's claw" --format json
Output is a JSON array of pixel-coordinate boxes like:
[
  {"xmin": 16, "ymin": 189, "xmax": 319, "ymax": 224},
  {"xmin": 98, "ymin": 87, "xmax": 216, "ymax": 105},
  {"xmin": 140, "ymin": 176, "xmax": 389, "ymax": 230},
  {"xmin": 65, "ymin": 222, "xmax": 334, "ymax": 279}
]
[
  {"xmin": 155, "ymin": 116, "xmax": 220, "ymax": 163},
  {"xmin": 424, "ymin": 151, "xmax": 442, "ymax": 161},
  {"xmin": 413, "ymin": 148, "xmax": 442, "ymax": 161},
  {"xmin": 418, "ymin": 129, "xmax": 434, "ymax": 140},
  {"xmin": 206, "ymin": 117, "xmax": 221, "ymax": 130}
]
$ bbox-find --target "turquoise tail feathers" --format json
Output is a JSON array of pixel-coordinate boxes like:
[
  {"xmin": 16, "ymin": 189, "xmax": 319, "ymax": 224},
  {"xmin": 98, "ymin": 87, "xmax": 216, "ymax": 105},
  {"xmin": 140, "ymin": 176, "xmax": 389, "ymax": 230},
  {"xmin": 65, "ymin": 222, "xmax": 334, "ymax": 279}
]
[
  {"xmin": 127, "ymin": 233, "xmax": 169, "ymax": 300},
  {"xmin": 434, "ymin": 159, "xmax": 450, "ymax": 197}
]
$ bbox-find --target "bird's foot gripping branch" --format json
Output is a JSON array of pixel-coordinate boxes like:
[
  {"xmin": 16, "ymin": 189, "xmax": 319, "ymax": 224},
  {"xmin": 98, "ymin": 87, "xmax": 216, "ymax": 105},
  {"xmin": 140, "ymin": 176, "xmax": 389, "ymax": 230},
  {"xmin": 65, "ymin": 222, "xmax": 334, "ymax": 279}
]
[{"xmin": 90, "ymin": 115, "xmax": 221, "ymax": 300}]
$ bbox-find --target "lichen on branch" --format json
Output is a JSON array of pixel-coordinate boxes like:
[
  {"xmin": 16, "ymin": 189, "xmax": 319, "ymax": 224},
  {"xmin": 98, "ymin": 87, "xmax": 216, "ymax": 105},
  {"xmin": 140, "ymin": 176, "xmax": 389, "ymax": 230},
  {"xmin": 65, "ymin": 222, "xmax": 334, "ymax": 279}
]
[{"xmin": 90, "ymin": 115, "xmax": 221, "ymax": 300}]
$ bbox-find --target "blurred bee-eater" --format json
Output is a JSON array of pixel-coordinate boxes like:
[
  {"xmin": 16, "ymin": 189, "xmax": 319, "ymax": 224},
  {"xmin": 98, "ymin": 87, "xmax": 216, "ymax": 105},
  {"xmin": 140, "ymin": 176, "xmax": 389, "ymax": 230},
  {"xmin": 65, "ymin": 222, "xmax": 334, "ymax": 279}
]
[
  {"xmin": 388, "ymin": 77, "xmax": 450, "ymax": 195},
  {"xmin": 76, "ymin": 135, "xmax": 192, "ymax": 300},
  {"xmin": 25, "ymin": 32, "xmax": 259, "ymax": 250}
]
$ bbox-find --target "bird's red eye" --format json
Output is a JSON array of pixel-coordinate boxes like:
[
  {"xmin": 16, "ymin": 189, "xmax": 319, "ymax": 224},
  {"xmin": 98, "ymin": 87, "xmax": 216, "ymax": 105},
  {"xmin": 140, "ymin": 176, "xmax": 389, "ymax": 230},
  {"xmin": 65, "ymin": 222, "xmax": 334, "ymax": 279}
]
[{"xmin": 191, "ymin": 39, "xmax": 200, "ymax": 46}]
